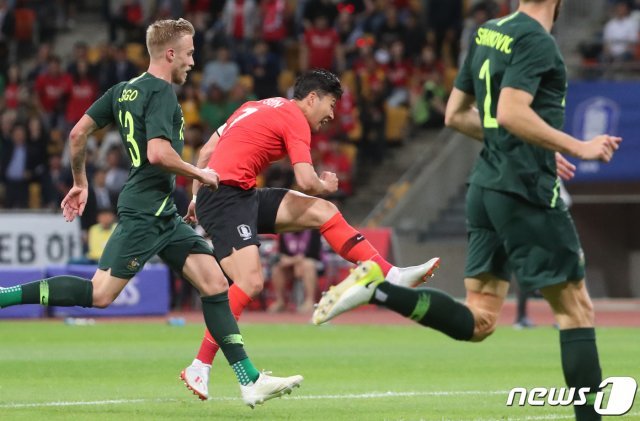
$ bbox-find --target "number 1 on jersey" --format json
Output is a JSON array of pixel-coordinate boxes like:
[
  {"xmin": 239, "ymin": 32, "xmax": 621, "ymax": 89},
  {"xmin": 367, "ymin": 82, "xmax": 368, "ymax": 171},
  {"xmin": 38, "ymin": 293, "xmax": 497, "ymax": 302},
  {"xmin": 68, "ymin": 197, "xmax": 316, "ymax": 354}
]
[{"xmin": 479, "ymin": 59, "xmax": 498, "ymax": 129}]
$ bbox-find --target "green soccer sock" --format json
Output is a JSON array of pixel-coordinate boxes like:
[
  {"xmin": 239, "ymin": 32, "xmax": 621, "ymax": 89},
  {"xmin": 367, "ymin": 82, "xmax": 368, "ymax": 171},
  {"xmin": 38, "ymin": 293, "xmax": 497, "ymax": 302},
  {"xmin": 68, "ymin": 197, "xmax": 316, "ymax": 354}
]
[
  {"xmin": 201, "ymin": 292, "xmax": 259, "ymax": 385},
  {"xmin": 372, "ymin": 283, "xmax": 475, "ymax": 341},
  {"xmin": 560, "ymin": 328, "xmax": 602, "ymax": 421},
  {"xmin": 0, "ymin": 276, "xmax": 93, "ymax": 308}
]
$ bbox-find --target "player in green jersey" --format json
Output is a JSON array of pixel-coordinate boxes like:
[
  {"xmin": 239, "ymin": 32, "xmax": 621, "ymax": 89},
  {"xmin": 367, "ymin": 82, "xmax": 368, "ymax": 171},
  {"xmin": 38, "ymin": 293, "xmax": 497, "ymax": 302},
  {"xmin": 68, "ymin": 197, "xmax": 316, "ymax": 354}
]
[
  {"xmin": 0, "ymin": 18, "xmax": 302, "ymax": 408},
  {"xmin": 313, "ymin": 2, "xmax": 621, "ymax": 419}
]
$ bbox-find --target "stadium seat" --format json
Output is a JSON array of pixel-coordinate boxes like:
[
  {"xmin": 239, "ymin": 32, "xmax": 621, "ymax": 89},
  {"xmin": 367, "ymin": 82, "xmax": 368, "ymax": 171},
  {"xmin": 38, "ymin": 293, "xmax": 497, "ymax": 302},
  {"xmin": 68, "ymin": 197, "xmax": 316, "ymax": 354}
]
[
  {"xmin": 126, "ymin": 42, "xmax": 147, "ymax": 68},
  {"xmin": 238, "ymin": 75, "xmax": 254, "ymax": 92},
  {"xmin": 385, "ymin": 105, "xmax": 409, "ymax": 143},
  {"xmin": 339, "ymin": 143, "xmax": 358, "ymax": 165},
  {"xmin": 28, "ymin": 182, "xmax": 41, "ymax": 209},
  {"xmin": 87, "ymin": 45, "xmax": 102, "ymax": 65},
  {"xmin": 278, "ymin": 70, "xmax": 296, "ymax": 96},
  {"xmin": 340, "ymin": 70, "xmax": 357, "ymax": 94}
]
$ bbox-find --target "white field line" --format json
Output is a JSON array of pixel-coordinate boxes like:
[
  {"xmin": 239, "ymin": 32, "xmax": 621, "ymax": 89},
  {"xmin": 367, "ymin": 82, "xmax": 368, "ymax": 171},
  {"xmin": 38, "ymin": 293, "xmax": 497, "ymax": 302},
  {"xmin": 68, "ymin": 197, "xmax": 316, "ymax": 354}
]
[
  {"xmin": 1, "ymin": 391, "xmax": 638, "ymax": 421},
  {"xmin": 0, "ymin": 390, "xmax": 507, "ymax": 408}
]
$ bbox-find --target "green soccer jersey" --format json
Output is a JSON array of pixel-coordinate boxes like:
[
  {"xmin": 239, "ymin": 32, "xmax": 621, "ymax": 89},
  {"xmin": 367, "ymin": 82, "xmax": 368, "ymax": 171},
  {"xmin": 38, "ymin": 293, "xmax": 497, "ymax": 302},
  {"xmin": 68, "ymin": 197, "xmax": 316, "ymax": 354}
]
[
  {"xmin": 86, "ymin": 72, "xmax": 185, "ymax": 217},
  {"xmin": 455, "ymin": 12, "xmax": 567, "ymax": 208}
]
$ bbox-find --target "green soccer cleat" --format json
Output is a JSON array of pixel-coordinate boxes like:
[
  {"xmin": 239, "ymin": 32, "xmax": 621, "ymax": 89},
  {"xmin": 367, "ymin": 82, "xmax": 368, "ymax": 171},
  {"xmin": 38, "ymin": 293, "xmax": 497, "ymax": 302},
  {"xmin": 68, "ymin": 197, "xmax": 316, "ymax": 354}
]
[{"xmin": 312, "ymin": 260, "xmax": 385, "ymax": 325}]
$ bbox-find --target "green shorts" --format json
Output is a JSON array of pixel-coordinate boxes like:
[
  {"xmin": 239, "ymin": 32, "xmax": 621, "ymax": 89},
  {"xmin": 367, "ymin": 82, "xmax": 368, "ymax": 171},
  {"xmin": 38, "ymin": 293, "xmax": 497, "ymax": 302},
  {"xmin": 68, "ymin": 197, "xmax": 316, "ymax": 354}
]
[
  {"xmin": 99, "ymin": 211, "xmax": 213, "ymax": 279},
  {"xmin": 464, "ymin": 184, "xmax": 585, "ymax": 292}
]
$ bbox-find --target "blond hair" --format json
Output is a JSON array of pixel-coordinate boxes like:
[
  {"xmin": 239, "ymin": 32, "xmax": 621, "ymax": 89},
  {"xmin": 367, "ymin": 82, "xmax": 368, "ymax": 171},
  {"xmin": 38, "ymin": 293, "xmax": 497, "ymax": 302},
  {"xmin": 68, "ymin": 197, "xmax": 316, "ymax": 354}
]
[{"xmin": 146, "ymin": 18, "xmax": 195, "ymax": 58}]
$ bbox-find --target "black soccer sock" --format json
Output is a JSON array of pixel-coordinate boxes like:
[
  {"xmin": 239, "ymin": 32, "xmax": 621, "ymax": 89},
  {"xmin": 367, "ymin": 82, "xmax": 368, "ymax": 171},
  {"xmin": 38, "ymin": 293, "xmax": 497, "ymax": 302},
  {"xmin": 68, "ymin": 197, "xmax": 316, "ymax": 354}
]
[
  {"xmin": 560, "ymin": 328, "xmax": 602, "ymax": 421},
  {"xmin": 372, "ymin": 283, "xmax": 475, "ymax": 341},
  {"xmin": 201, "ymin": 292, "xmax": 259, "ymax": 384},
  {"xmin": 0, "ymin": 276, "xmax": 93, "ymax": 308}
]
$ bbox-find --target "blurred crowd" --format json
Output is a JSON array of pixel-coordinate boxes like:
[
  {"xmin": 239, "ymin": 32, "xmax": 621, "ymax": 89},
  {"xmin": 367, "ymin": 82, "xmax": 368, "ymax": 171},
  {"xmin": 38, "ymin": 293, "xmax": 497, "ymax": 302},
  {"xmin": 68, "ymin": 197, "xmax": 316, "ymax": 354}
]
[
  {"xmin": 0, "ymin": 1, "xmax": 517, "ymax": 254},
  {"xmin": 579, "ymin": 0, "xmax": 640, "ymax": 77}
]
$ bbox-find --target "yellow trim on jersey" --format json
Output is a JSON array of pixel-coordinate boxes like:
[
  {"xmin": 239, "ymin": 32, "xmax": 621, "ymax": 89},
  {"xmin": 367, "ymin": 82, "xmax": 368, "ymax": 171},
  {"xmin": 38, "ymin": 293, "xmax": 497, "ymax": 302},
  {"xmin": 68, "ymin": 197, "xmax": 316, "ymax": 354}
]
[
  {"xmin": 155, "ymin": 194, "xmax": 170, "ymax": 216},
  {"xmin": 497, "ymin": 12, "xmax": 520, "ymax": 26},
  {"xmin": 128, "ymin": 72, "xmax": 147, "ymax": 84}
]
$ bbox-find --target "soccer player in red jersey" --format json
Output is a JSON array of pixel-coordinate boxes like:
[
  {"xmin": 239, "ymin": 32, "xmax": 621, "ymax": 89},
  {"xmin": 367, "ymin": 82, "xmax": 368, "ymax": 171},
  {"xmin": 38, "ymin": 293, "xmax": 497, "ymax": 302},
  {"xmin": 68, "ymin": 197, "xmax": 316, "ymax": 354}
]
[{"xmin": 180, "ymin": 69, "xmax": 440, "ymax": 400}]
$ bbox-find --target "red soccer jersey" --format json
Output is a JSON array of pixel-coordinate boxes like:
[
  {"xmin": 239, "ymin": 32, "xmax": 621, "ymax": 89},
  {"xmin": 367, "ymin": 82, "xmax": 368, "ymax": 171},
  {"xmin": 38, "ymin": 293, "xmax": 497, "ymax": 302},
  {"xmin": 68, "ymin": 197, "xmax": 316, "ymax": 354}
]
[{"xmin": 208, "ymin": 97, "xmax": 312, "ymax": 190}]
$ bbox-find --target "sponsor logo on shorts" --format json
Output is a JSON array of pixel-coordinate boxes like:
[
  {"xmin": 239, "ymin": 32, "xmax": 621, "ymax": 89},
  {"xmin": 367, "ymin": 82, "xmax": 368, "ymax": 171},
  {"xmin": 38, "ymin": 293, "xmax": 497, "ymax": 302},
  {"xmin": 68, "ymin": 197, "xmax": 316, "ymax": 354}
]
[
  {"xmin": 237, "ymin": 224, "xmax": 252, "ymax": 240},
  {"xmin": 506, "ymin": 377, "xmax": 637, "ymax": 416}
]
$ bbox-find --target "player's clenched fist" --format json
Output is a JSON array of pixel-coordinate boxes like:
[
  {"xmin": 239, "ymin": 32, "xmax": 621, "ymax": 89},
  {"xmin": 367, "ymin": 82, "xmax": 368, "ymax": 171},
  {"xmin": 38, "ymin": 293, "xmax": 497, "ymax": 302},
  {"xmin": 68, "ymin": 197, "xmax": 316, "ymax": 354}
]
[
  {"xmin": 197, "ymin": 168, "xmax": 220, "ymax": 191},
  {"xmin": 578, "ymin": 135, "xmax": 622, "ymax": 163},
  {"xmin": 320, "ymin": 171, "xmax": 338, "ymax": 194}
]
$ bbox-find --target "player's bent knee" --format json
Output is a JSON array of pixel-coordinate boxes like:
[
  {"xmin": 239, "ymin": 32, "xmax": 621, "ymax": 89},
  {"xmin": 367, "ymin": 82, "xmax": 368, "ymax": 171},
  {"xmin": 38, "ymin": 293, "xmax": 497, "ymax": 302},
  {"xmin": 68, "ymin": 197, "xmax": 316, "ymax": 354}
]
[
  {"xmin": 469, "ymin": 308, "xmax": 498, "ymax": 342},
  {"xmin": 315, "ymin": 200, "xmax": 339, "ymax": 226},
  {"xmin": 471, "ymin": 323, "xmax": 497, "ymax": 342},
  {"xmin": 91, "ymin": 291, "xmax": 116, "ymax": 308},
  {"xmin": 238, "ymin": 274, "xmax": 264, "ymax": 298}
]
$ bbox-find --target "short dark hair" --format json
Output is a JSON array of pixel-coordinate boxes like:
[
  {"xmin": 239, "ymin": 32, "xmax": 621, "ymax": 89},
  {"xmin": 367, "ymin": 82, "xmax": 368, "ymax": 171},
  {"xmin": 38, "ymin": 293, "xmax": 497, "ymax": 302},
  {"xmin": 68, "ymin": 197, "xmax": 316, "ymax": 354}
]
[{"xmin": 293, "ymin": 69, "xmax": 343, "ymax": 100}]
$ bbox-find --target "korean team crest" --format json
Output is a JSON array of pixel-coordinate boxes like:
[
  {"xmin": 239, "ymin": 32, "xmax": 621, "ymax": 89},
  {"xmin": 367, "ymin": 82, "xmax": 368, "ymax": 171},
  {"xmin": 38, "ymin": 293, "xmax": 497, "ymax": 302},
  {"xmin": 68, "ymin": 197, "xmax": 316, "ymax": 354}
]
[{"xmin": 237, "ymin": 224, "xmax": 252, "ymax": 241}]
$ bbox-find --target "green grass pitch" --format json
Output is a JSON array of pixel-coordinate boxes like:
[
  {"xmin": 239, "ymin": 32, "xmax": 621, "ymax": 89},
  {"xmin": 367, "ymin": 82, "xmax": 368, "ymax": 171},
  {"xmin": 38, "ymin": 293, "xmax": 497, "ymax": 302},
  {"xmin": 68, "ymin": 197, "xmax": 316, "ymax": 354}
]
[{"xmin": 0, "ymin": 321, "xmax": 638, "ymax": 420}]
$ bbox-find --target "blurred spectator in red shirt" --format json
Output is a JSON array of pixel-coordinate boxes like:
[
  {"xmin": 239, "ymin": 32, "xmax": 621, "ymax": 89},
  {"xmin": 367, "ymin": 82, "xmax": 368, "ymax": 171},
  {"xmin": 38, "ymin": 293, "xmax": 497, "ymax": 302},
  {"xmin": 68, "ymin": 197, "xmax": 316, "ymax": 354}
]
[
  {"xmin": 301, "ymin": 15, "xmax": 343, "ymax": 72},
  {"xmin": 66, "ymin": 60, "xmax": 98, "ymax": 129},
  {"xmin": 335, "ymin": 80, "xmax": 358, "ymax": 135},
  {"xmin": 260, "ymin": 0, "xmax": 288, "ymax": 55},
  {"xmin": 3, "ymin": 64, "xmax": 24, "ymax": 110},
  {"xmin": 34, "ymin": 55, "xmax": 72, "ymax": 130}
]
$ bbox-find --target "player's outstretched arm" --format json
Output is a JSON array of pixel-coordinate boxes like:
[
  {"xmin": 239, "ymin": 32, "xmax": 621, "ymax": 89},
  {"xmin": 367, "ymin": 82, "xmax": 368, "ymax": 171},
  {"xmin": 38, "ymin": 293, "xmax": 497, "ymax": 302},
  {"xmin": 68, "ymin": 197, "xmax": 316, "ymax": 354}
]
[
  {"xmin": 497, "ymin": 87, "xmax": 622, "ymax": 161},
  {"xmin": 445, "ymin": 88, "xmax": 483, "ymax": 142},
  {"xmin": 147, "ymin": 138, "xmax": 219, "ymax": 189},
  {"xmin": 61, "ymin": 114, "xmax": 99, "ymax": 222},
  {"xmin": 293, "ymin": 162, "xmax": 338, "ymax": 196}
]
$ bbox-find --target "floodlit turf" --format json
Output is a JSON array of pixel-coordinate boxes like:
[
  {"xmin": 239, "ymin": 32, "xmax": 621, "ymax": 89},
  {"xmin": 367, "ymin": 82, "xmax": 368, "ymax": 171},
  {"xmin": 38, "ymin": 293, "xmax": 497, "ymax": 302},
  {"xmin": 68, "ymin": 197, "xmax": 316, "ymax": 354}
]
[{"xmin": 0, "ymin": 320, "xmax": 638, "ymax": 420}]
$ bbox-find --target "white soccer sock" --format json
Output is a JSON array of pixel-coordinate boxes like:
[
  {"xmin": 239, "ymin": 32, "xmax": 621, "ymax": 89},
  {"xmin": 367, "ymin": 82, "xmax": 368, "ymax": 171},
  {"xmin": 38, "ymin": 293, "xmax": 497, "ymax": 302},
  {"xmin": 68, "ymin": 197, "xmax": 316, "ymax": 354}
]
[{"xmin": 385, "ymin": 266, "xmax": 401, "ymax": 285}]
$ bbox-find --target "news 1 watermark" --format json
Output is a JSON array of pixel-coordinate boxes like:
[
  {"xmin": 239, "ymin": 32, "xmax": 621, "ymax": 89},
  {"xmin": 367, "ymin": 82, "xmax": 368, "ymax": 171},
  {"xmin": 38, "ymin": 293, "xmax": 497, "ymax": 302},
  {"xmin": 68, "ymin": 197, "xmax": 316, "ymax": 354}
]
[{"xmin": 506, "ymin": 377, "xmax": 638, "ymax": 416}]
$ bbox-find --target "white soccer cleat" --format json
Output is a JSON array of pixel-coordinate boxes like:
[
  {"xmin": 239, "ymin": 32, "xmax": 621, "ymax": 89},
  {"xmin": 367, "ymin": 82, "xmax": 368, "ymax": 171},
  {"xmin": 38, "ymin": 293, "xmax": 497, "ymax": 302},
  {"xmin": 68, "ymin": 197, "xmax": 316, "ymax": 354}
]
[
  {"xmin": 393, "ymin": 257, "xmax": 441, "ymax": 288},
  {"xmin": 240, "ymin": 371, "xmax": 303, "ymax": 408},
  {"xmin": 312, "ymin": 260, "xmax": 385, "ymax": 325},
  {"xmin": 180, "ymin": 360, "xmax": 211, "ymax": 401}
]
